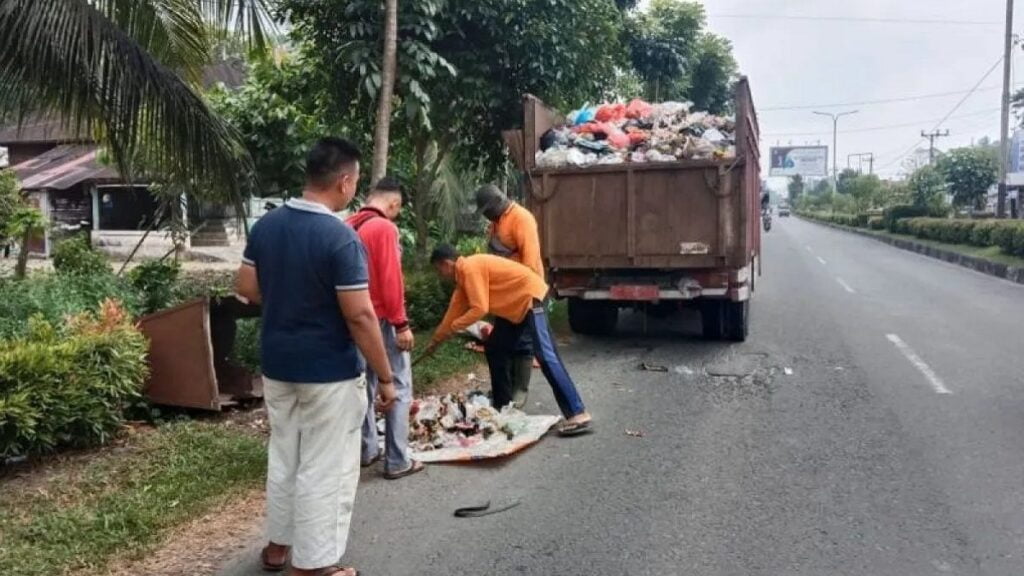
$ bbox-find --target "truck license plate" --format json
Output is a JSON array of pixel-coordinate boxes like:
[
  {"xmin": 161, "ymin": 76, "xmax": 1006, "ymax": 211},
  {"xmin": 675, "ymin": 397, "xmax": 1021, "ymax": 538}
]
[{"xmin": 610, "ymin": 285, "xmax": 660, "ymax": 301}]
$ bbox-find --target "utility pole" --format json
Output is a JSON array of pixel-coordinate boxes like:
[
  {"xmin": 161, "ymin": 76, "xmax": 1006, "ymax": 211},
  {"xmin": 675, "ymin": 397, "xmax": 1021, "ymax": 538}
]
[
  {"xmin": 813, "ymin": 110, "xmax": 859, "ymax": 191},
  {"xmin": 921, "ymin": 129, "xmax": 950, "ymax": 164},
  {"xmin": 998, "ymin": 0, "xmax": 1015, "ymax": 218}
]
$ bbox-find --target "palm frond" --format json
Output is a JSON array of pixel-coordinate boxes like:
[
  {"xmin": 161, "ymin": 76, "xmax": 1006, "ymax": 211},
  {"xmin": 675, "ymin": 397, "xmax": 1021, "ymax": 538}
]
[
  {"xmin": 93, "ymin": 0, "xmax": 211, "ymax": 83},
  {"xmin": 0, "ymin": 0, "xmax": 253, "ymax": 200},
  {"xmin": 199, "ymin": 0, "xmax": 277, "ymax": 51},
  {"xmin": 429, "ymin": 147, "xmax": 483, "ymax": 238}
]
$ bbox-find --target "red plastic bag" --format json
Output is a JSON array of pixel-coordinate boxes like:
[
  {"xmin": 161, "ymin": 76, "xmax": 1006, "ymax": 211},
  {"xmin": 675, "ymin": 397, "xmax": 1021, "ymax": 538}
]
[
  {"xmin": 596, "ymin": 103, "xmax": 627, "ymax": 123},
  {"xmin": 626, "ymin": 98, "xmax": 653, "ymax": 120}
]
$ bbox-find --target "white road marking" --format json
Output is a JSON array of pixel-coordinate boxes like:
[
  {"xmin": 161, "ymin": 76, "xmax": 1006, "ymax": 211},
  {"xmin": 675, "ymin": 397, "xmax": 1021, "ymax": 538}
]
[
  {"xmin": 817, "ymin": 256, "xmax": 828, "ymax": 265},
  {"xmin": 805, "ymin": 245, "xmax": 813, "ymax": 253},
  {"xmin": 836, "ymin": 277, "xmax": 856, "ymax": 294},
  {"xmin": 886, "ymin": 334, "xmax": 952, "ymax": 395}
]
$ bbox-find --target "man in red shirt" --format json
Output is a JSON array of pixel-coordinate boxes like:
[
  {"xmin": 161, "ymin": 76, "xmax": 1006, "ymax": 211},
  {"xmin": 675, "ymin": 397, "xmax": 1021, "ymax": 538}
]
[{"xmin": 346, "ymin": 178, "xmax": 424, "ymax": 480}]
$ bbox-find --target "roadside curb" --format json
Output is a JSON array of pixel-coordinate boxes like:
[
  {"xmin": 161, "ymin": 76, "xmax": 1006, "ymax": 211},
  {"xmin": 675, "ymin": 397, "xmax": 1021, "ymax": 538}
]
[{"xmin": 799, "ymin": 217, "xmax": 1024, "ymax": 286}]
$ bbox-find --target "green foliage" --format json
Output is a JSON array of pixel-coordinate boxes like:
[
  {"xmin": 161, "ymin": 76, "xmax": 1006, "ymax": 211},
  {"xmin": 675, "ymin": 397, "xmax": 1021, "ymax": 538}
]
[
  {"xmin": 907, "ymin": 164, "xmax": 948, "ymax": 209},
  {"xmin": 0, "ymin": 169, "xmax": 21, "ymax": 246},
  {"xmin": 868, "ymin": 216, "xmax": 885, "ymax": 230},
  {"xmin": 883, "ymin": 204, "xmax": 936, "ymax": 232},
  {"xmin": 937, "ymin": 147, "xmax": 998, "ymax": 209},
  {"xmin": 0, "ymin": 301, "xmax": 149, "ymax": 458},
  {"xmin": 234, "ymin": 318, "xmax": 262, "ymax": 373},
  {"xmin": 170, "ymin": 269, "xmax": 236, "ymax": 305},
  {"xmin": 51, "ymin": 236, "xmax": 111, "ymax": 277},
  {"xmin": 992, "ymin": 221, "xmax": 1024, "ymax": 257},
  {"xmin": 626, "ymin": 1, "xmax": 737, "ymax": 112},
  {"xmin": 0, "ymin": 273, "xmax": 142, "ymax": 339},
  {"xmin": 208, "ymin": 53, "xmax": 337, "ymax": 198},
  {"xmin": 404, "ymin": 268, "xmax": 453, "ymax": 331},
  {"xmin": 0, "ymin": 421, "xmax": 265, "ymax": 576},
  {"xmin": 787, "ymin": 174, "xmax": 804, "ymax": 203},
  {"xmin": 128, "ymin": 260, "xmax": 181, "ymax": 314},
  {"xmin": 455, "ymin": 234, "xmax": 487, "ymax": 256}
]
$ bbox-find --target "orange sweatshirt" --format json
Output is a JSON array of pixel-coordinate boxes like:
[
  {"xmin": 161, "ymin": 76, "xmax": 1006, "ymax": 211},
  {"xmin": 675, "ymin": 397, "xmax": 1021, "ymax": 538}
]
[
  {"xmin": 488, "ymin": 203, "xmax": 544, "ymax": 279},
  {"xmin": 433, "ymin": 255, "xmax": 549, "ymax": 343}
]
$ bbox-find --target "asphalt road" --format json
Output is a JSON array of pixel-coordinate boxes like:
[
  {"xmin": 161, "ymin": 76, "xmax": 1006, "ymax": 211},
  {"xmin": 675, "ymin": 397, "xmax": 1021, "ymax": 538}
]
[{"xmin": 220, "ymin": 217, "xmax": 1024, "ymax": 576}]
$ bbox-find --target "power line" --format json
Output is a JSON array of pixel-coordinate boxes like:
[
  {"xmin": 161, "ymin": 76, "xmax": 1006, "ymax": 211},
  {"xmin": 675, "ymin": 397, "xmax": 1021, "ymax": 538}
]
[
  {"xmin": 763, "ymin": 108, "xmax": 1000, "ymax": 137},
  {"xmin": 759, "ymin": 86, "xmax": 1002, "ymax": 112},
  {"xmin": 875, "ymin": 56, "xmax": 1005, "ymax": 172},
  {"xmin": 709, "ymin": 14, "xmax": 1001, "ymax": 26}
]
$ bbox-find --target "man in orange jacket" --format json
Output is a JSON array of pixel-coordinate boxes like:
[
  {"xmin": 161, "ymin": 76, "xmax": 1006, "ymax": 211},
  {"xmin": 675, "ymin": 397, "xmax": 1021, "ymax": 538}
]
[
  {"xmin": 476, "ymin": 184, "xmax": 541, "ymax": 409},
  {"xmin": 425, "ymin": 245, "xmax": 592, "ymax": 435}
]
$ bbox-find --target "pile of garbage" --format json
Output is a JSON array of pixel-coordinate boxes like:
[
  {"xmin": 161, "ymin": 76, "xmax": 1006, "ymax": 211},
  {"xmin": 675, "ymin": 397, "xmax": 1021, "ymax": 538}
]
[
  {"xmin": 409, "ymin": 392, "xmax": 532, "ymax": 452},
  {"xmin": 535, "ymin": 99, "xmax": 737, "ymax": 169}
]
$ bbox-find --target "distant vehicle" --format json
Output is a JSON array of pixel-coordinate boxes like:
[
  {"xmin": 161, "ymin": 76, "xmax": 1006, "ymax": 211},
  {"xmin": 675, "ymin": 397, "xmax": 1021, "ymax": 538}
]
[{"xmin": 778, "ymin": 205, "xmax": 791, "ymax": 217}]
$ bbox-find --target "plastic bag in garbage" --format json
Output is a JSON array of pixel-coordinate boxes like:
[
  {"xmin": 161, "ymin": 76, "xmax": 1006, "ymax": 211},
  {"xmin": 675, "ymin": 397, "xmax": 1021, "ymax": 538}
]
[
  {"xmin": 626, "ymin": 98, "xmax": 653, "ymax": 120},
  {"xmin": 567, "ymin": 148, "xmax": 597, "ymax": 167},
  {"xmin": 596, "ymin": 102, "xmax": 627, "ymax": 123}
]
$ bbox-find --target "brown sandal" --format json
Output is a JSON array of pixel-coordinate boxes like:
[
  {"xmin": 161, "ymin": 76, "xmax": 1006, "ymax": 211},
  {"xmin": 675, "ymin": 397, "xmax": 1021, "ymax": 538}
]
[
  {"xmin": 384, "ymin": 459, "xmax": 425, "ymax": 480},
  {"xmin": 260, "ymin": 545, "xmax": 289, "ymax": 572}
]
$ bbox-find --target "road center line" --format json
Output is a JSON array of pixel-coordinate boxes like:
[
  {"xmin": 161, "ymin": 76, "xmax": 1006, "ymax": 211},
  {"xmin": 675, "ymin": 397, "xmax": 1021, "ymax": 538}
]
[
  {"xmin": 886, "ymin": 334, "xmax": 952, "ymax": 395},
  {"xmin": 836, "ymin": 277, "xmax": 856, "ymax": 294},
  {"xmin": 817, "ymin": 256, "xmax": 828, "ymax": 265}
]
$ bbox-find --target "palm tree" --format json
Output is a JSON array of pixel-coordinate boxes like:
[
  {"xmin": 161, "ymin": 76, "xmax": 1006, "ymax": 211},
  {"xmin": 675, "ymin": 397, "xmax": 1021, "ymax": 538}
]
[
  {"xmin": 0, "ymin": 0, "xmax": 276, "ymax": 200},
  {"xmin": 370, "ymin": 0, "xmax": 398, "ymax": 186}
]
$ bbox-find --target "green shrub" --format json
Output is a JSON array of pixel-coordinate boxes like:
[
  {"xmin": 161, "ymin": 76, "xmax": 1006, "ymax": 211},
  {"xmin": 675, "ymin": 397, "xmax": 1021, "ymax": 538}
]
[
  {"xmin": 883, "ymin": 205, "xmax": 931, "ymax": 232},
  {"xmin": 992, "ymin": 222, "xmax": 1024, "ymax": 257},
  {"xmin": 51, "ymin": 236, "xmax": 111, "ymax": 277},
  {"xmin": 170, "ymin": 269, "xmax": 235, "ymax": 306},
  {"xmin": 0, "ymin": 300, "xmax": 149, "ymax": 457},
  {"xmin": 970, "ymin": 220, "xmax": 998, "ymax": 246},
  {"xmin": 455, "ymin": 235, "xmax": 488, "ymax": 256},
  {"xmin": 404, "ymin": 268, "xmax": 453, "ymax": 331},
  {"xmin": 0, "ymin": 273, "xmax": 141, "ymax": 339},
  {"xmin": 129, "ymin": 260, "xmax": 181, "ymax": 314},
  {"xmin": 235, "ymin": 318, "xmax": 262, "ymax": 372},
  {"xmin": 868, "ymin": 216, "xmax": 885, "ymax": 230}
]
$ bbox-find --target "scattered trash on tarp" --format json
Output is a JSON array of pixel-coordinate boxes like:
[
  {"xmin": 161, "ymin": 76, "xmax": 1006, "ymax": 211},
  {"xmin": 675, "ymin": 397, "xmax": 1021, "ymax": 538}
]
[
  {"xmin": 674, "ymin": 365, "xmax": 695, "ymax": 376},
  {"xmin": 640, "ymin": 362, "xmax": 669, "ymax": 372},
  {"xmin": 783, "ymin": 367, "xmax": 794, "ymax": 376},
  {"xmin": 409, "ymin": 392, "xmax": 560, "ymax": 463},
  {"xmin": 625, "ymin": 429, "xmax": 645, "ymax": 438},
  {"xmin": 536, "ymin": 99, "xmax": 737, "ymax": 168}
]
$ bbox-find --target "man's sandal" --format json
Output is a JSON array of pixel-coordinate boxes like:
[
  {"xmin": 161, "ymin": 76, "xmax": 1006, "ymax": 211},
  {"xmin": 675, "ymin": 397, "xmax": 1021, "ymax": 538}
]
[
  {"xmin": 384, "ymin": 460, "xmax": 425, "ymax": 480},
  {"xmin": 314, "ymin": 566, "xmax": 359, "ymax": 576},
  {"xmin": 260, "ymin": 546, "xmax": 289, "ymax": 572}
]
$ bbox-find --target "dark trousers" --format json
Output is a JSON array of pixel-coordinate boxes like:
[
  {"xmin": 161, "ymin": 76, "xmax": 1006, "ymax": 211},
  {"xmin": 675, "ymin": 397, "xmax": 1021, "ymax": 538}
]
[{"xmin": 484, "ymin": 300, "xmax": 586, "ymax": 418}]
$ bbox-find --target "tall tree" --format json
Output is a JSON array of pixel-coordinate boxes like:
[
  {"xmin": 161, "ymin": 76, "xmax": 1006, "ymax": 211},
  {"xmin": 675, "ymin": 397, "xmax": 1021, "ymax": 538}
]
[
  {"xmin": 907, "ymin": 165, "xmax": 947, "ymax": 209},
  {"xmin": 787, "ymin": 174, "xmax": 805, "ymax": 203},
  {"xmin": 0, "ymin": 0, "xmax": 275, "ymax": 200},
  {"xmin": 371, "ymin": 0, "xmax": 399, "ymax": 185},
  {"xmin": 938, "ymin": 147, "xmax": 998, "ymax": 210}
]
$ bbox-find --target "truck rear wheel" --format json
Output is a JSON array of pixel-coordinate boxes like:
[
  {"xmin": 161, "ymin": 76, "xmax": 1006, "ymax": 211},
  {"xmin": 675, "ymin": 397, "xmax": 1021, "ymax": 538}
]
[
  {"xmin": 700, "ymin": 300, "xmax": 724, "ymax": 340},
  {"xmin": 723, "ymin": 300, "xmax": 750, "ymax": 342},
  {"xmin": 567, "ymin": 298, "xmax": 618, "ymax": 336}
]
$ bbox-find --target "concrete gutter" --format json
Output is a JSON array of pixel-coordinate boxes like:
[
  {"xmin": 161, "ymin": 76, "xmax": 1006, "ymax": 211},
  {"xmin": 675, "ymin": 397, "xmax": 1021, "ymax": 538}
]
[{"xmin": 800, "ymin": 217, "xmax": 1024, "ymax": 286}]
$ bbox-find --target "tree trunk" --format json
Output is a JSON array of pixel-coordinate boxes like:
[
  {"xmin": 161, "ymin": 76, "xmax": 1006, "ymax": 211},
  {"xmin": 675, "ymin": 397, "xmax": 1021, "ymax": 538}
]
[
  {"xmin": 14, "ymin": 229, "xmax": 30, "ymax": 279},
  {"xmin": 370, "ymin": 0, "xmax": 399, "ymax": 186},
  {"xmin": 412, "ymin": 137, "xmax": 430, "ymax": 264}
]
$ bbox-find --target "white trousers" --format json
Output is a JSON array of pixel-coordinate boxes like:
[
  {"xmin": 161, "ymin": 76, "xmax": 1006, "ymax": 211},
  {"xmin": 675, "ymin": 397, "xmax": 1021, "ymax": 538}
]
[{"xmin": 264, "ymin": 376, "xmax": 367, "ymax": 570}]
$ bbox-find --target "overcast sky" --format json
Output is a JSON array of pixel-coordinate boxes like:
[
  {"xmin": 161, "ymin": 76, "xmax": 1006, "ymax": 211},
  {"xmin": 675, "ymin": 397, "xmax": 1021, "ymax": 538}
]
[{"xmin": 680, "ymin": 0, "xmax": 1016, "ymax": 188}]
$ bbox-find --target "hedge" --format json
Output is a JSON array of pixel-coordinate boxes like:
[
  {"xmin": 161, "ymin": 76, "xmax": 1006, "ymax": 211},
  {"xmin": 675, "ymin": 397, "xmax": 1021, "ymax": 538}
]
[
  {"xmin": 800, "ymin": 209, "xmax": 1024, "ymax": 258},
  {"xmin": 0, "ymin": 300, "xmax": 149, "ymax": 457}
]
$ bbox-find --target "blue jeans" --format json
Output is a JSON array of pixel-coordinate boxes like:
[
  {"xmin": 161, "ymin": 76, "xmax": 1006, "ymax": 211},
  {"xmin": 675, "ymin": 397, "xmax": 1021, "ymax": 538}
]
[
  {"xmin": 490, "ymin": 300, "xmax": 586, "ymax": 419},
  {"xmin": 360, "ymin": 321, "xmax": 414, "ymax": 472}
]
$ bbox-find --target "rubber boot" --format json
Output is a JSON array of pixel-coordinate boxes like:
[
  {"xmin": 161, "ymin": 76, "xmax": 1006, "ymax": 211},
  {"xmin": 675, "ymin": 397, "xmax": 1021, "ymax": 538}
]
[{"xmin": 509, "ymin": 355, "xmax": 533, "ymax": 409}]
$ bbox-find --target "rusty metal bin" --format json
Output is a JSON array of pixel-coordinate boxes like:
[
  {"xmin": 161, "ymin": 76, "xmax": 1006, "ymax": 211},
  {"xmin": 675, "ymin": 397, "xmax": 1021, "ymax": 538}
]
[{"xmin": 139, "ymin": 296, "xmax": 262, "ymax": 410}]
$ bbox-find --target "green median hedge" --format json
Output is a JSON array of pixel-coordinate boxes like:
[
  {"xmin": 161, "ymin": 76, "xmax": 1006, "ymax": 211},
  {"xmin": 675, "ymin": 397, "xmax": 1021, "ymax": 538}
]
[{"xmin": 800, "ymin": 209, "xmax": 1024, "ymax": 258}]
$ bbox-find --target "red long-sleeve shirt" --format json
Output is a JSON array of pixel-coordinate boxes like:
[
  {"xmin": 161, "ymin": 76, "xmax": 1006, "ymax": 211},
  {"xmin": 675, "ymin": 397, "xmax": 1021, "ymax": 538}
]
[{"xmin": 346, "ymin": 207, "xmax": 410, "ymax": 331}]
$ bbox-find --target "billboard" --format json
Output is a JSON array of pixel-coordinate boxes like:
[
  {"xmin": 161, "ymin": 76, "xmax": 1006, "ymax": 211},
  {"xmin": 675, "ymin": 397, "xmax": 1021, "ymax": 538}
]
[{"xmin": 769, "ymin": 146, "xmax": 828, "ymax": 177}]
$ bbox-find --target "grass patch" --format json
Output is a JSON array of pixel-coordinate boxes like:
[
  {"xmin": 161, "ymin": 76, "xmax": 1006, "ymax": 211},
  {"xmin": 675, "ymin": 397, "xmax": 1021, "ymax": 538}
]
[
  {"xmin": 411, "ymin": 333, "xmax": 481, "ymax": 395},
  {"xmin": 860, "ymin": 228, "xmax": 1024, "ymax": 269},
  {"xmin": 0, "ymin": 421, "xmax": 266, "ymax": 576}
]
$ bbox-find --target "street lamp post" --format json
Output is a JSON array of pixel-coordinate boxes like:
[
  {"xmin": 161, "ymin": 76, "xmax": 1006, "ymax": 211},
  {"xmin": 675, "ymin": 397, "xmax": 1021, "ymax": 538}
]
[{"xmin": 814, "ymin": 110, "xmax": 859, "ymax": 190}]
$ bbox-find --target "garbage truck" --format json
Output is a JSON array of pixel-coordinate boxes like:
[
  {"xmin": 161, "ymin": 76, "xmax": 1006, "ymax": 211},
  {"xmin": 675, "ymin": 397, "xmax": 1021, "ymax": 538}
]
[{"xmin": 508, "ymin": 77, "xmax": 761, "ymax": 341}]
